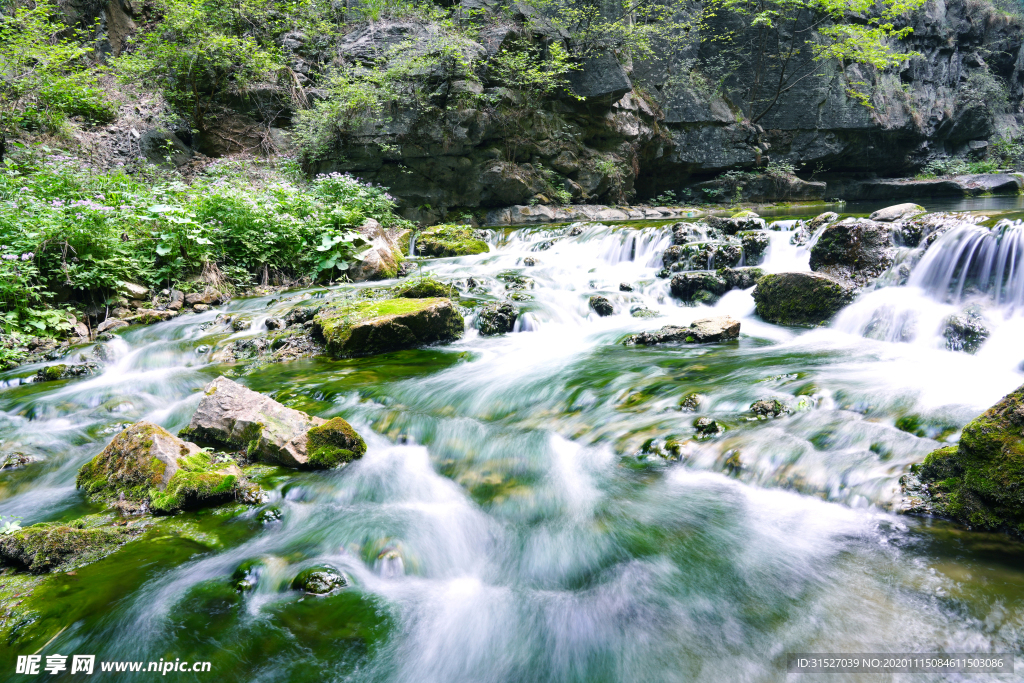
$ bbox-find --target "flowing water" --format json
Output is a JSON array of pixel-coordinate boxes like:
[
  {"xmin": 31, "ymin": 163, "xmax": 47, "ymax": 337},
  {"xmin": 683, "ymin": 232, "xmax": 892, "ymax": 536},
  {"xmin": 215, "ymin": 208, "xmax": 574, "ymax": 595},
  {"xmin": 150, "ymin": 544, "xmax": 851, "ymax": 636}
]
[{"xmin": 2, "ymin": 212, "xmax": 1024, "ymax": 682}]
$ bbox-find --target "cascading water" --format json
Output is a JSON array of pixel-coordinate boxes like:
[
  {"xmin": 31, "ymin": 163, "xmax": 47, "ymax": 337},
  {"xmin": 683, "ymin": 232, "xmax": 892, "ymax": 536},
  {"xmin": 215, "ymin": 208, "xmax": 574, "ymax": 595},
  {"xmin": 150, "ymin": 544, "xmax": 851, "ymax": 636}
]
[{"xmin": 1, "ymin": 214, "xmax": 1023, "ymax": 682}]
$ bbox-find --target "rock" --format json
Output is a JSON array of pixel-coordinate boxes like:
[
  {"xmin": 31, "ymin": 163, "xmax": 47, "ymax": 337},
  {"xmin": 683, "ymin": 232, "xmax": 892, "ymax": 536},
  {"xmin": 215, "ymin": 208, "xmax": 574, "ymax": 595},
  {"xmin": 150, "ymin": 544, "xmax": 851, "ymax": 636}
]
[
  {"xmin": 523, "ymin": 257, "xmax": 536, "ymax": 266},
  {"xmin": 808, "ymin": 212, "xmax": 839, "ymax": 231},
  {"xmin": 96, "ymin": 318, "xmax": 128, "ymax": 334},
  {"xmin": 285, "ymin": 305, "xmax": 320, "ymax": 326},
  {"xmin": 477, "ymin": 302, "xmax": 518, "ymax": 335},
  {"xmin": 306, "ymin": 417, "xmax": 368, "ymax": 468},
  {"xmin": 184, "ymin": 287, "xmax": 224, "ymax": 306},
  {"xmin": 139, "ymin": 129, "xmax": 192, "ymax": 167},
  {"xmin": 120, "ymin": 282, "xmax": 150, "ymax": 300},
  {"xmin": 0, "ymin": 451, "xmax": 34, "ymax": 470},
  {"xmin": 619, "ymin": 282, "xmax": 633, "ymax": 292},
  {"xmin": 869, "ymin": 203, "xmax": 926, "ymax": 222},
  {"xmin": 718, "ymin": 266, "xmax": 765, "ymax": 290},
  {"xmin": 192, "ymin": 304, "xmax": 210, "ymax": 312},
  {"xmin": 623, "ymin": 316, "xmax": 740, "ymax": 345},
  {"xmin": 167, "ymin": 290, "xmax": 185, "ymax": 311},
  {"xmin": 416, "ymin": 225, "xmax": 489, "ymax": 257},
  {"xmin": 181, "ymin": 376, "xmax": 363, "ymax": 469},
  {"xmin": 809, "ymin": 218, "xmax": 894, "ymax": 283},
  {"xmin": 125, "ymin": 309, "xmax": 177, "ymax": 325},
  {"xmin": 34, "ymin": 362, "xmax": 100, "ymax": 382},
  {"xmin": 913, "ymin": 382, "xmax": 1024, "ymax": 536},
  {"xmin": 111, "ymin": 306, "xmax": 132, "ymax": 319},
  {"xmin": 706, "ymin": 215, "xmax": 766, "ymax": 235},
  {"xmin": 568, "ymin": 53, "xmax": 632, "ymax": 100},
  {"xmin": 265, "ymin": 317, "xmax": 285, "ymax": 330},
  {"xmin": 0, "ymin": 522, "xmax": 138, "ymax": 573},
  {"xmin": 392, "ymin": 278, "xmax": 458, "ymax": 298},
  {"xmin": 291, "ymin": 565, "xmax": 347, "ymax": 594},
  {"xmin": 739, "ymin": 231, "xmax": 770, "ymax": 264},
  {"xmin": 670, "ymin": 272, "xmax": 727, "ymax": 301},
  {"xmin": 312, "ymin": 297, "xmax": 464, "ymax": 358},
  {"xmin": 630, "ymin": 306, "xmax": 659, "ymax": 318},
  {"xmin": 679, "ymin": 393, "xmax": 703, "ymax": 411},
  {"xmin": 75, "ymin": 421, "xmax": 250, "ymax": 513},
  {"xmin": 349, "ymin": 218, "xmax": 405, "ymax": 281},
  {"xmin": 72, "ymin": 321, "xmax": 90, "ymax": 338},
  {"xmin": 750, "ymin": 398, "xmax": 791, "ymax": 418},
  {"xmin": 693, "ymin": 416, "xmax": 721, "ymax": 436},
  {"xmin": 589, "ymin": 295, "xmax": 614, "ymax": 316},
  {"xmin": 231, "ymin": 317, "xmax": 252, "ymax": 332},
  {"xmin": 753, "ymin": 272, "xmax": 856, "ymax": 326},
  {"xmin": 943, "ymin": 311, "xmax": 989, "ymax": 353}
]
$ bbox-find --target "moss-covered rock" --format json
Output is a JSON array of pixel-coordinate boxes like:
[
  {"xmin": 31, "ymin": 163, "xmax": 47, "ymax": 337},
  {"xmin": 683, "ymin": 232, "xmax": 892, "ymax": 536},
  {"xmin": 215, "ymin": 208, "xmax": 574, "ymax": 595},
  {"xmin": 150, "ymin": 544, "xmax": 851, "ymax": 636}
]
[
  {"xmin": 809, "ymin": 218, "xmax": 894, "ymax": 284},
  {"xmin": 915, "ymin": 383, "xmax": 1024, "ymax": 536},
  {"xmin": 623, "ymin": 316, "xmax": 740, "ymax": 345},
  {"xmin": 313, "ymin": 297, "xmax": 464, "ymax": 358},
  {"xmin": 391, "ymin": 278, "xmax": 458, "ymax": 299},
  {"xmin": 670, "ymin": 272, "xmax": 727, "ymax": 302},
  {"xmin": 76, "ymin": 421, "xmax": 250, "ymax": 513},
  {"xmin": 306, "ymin": 417, "xmax": 367, "ymax": 469},
  {"xmin": 477, "ymin": 302, "xmax": 518, "ymax": 335},
  {"xmin": 291, "ymin": 565, "xmax": 347, "ymax": 594},
  {"xmin": 417, "ymin": 225, "xmax": 489, "ymax": 257},
  {"xmin": 718, "ymin": 266, "xmax": 765, "ymax": 290},
  {"xmin": 589, "ymin": 295, "xmax": 614, "ymax": 316},
  {"xmin": 738, "ymin": 231, "xmax": 770, "ymax": 264},
  {"xmin": 181, "ymin": 376, "xmax": 348, "ymax": 469},
  {"xmin": 0, "ymin": 520, "xmax": 139, "ymax": 573},
  {"xmin": 34, "ymin": 362, "xmax": 100, "ymax": 382},
  {"xmin": 752, "ymin": 272, "xmax": 856, "ymax": 326}
]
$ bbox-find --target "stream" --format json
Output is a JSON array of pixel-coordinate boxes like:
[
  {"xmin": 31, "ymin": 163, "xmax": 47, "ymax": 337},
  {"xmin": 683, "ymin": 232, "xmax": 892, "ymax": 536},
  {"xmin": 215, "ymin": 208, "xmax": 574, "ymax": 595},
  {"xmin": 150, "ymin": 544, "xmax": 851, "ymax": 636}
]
[{"xmin": 2, "ymin": 205, "xmax": 1024, "ymax": 681}]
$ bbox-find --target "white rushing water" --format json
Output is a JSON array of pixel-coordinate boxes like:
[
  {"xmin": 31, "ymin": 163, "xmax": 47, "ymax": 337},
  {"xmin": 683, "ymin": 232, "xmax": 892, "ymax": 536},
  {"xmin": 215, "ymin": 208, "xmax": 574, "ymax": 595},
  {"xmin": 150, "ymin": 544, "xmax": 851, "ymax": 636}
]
[{"xmin": 1, "ymin": 215, "xmax": 1023, "ymax": 681}]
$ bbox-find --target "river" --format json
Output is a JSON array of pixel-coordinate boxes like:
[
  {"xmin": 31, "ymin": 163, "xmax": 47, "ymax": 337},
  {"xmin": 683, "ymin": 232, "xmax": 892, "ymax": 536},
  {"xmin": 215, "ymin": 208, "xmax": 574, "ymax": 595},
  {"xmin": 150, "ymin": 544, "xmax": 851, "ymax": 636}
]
[{"xmin": 1, "ymin": 204, "xmax": 1023, "ymax": 682}]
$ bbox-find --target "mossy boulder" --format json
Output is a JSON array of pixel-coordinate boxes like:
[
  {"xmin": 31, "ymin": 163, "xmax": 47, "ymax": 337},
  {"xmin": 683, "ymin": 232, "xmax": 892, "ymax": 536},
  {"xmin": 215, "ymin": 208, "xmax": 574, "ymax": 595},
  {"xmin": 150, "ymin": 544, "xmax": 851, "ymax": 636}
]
[
  {"xmin": 809, "ymin": 218, "xmax": 894, "ymax": 283},
  {"xmin": 416, "ymin": 225, "xmax": 489, "ymax": 257},
  {"xmin": 623, "ymin": 316, "xmax": 740, "ymax": 345},
  {"xmin": 477, "ymin": 302, "xmax": 518, "ymax": 335},
  {"xmin": 182, "ymin": 376, "xmax": 359, "ymax": 469},
  {"xmin": 752, "ymin": 272, "xmax": 856, "ymax": 326},
  {"xmin": 75, "ymin": 421, "xmax": 248, "ymax": 514},
  {"xmin": 392, "ymin": 278, "xmax": 458, "ymax": 299},
  {"xmin": 718, "ymin": 266, "xmax": 765, "ymax": 290},
  {"xmin": 670, "ymin": 272, "xmax": 727, "ymax": 302},
  {"xmin": 915, "ymin": 383, "xmax": 1024, "ymax": 536},
  {"xmin": 306, "ymin": 417, "xmax": 367, "ymax": 469},
  {"xmin": 312, "ymin": 297, "xmax": 464, "ymax": 358},
  {"xmin": 291, "ymin": 565, "xmax": 347, "ymax": 594},
  {"xmin": 34, "ymin": 361, "xmax": 100, "ymax": 382},
  {"xmin": 738, "ymin": 231, "xmax": 770, "ymax": 264},
  {"xmin": 589, "ymin": 295, "xmax": 614, "ymax": 316},
  {"xmin": 0, "ymin": 521, "xmax": 138, "ymax": 573}
]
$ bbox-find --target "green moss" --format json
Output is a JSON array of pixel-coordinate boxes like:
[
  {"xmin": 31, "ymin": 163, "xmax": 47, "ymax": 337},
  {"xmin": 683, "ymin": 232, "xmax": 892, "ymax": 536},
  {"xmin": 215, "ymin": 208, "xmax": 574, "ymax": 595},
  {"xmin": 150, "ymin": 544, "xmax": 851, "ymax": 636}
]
[
  {"xmin": 752, "ymin": 272, "xmax": 856, "ymax": 326},
  {"xmin": 75, "ymin": 422, "xmax": 167, "ymax": 505},
  {"xmin": 917, "ymin": 385, "xmax": 1024, "ymax": 535},
  {"xmin": 39, "ymin": 364, "xmax": 67, "ymax": 381},
  {"xmin": 313, "ymin": 297, "xmax": 464, "ymax": 358},
  {"xmin": 0, "ymin": 521, "xmax": 138, "ymax": 573},
  {"xmin": 240, "ymin": 421, "xmax": 266, "ymax": 458},
  {"xmin": 149, "ymin": 471, "xmax": 238, "ymax": 514},
  {"xmin": 306, "ymin": 417, "xmax": 367, "ymax": 469},
  {"xmin": 392, "ymin": 278, "xmax": 458, "ymax": 299},
  {"xmin": 417, "ymin": 225, "xmax": 489, "ymax": 257}
]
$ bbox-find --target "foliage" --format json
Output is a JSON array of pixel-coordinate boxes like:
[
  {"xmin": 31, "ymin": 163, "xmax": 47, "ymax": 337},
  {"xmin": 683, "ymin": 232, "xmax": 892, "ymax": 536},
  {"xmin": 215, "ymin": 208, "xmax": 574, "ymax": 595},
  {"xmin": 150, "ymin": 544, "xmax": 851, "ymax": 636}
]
[
  {"xmin": 0, "ymin": 146, "xmax": 405, "ymax": 337},
  {"xmin": 0, "ymin": 0, "xmax": 115, "ymax": 142},
  {"xmin": 915, "ymin": 157, "xmax": 1000, "ymax": 178},
  {"xmin": 956, "ymin": 68, "xmax": 1010, "ymax": 113},
  {"xmin": 0, "ymin": 515, "xmax": 22, "ymax": 535},
  {"xmin": 114, "ymin": 0, "xmax": 282, "ymax": 130}
]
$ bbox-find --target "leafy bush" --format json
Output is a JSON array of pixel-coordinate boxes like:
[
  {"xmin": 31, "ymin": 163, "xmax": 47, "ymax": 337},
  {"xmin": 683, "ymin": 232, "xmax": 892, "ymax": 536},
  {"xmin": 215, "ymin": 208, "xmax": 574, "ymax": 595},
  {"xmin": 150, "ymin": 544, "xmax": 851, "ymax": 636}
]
[{"xmin": 916, "ymin": 157, "xmax": 1000, "ymax": 178}]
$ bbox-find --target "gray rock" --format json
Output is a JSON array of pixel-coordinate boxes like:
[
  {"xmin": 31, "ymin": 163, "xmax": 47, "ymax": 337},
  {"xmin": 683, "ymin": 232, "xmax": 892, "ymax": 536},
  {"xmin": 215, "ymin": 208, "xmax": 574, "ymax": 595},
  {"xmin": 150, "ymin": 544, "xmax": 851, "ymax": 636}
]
[
  {"xmin": 568, "ymin": 53, "xmax": 632, "ymax": 100},
  {"xmin": 752, "ymin": 272, "xmax": 856, "ymax": 326},
  {"xmin": 869, "ymin": 203, "xmax": 925, "ymax": 222},
  {"xmin": 96, "ymin": 318, "xmax": 127, "ymax": 334},
  {"xmin": 623, "ymin": 316, "xmax": 740, "ymax": 345},
  {"xmin": 807, "ymin": 212, "xmax": 839, "ymax": 231},
  {"xmin": 809, "ymin": 218, "xmax": 895, "ymax": 284},
  {"xmin": 943, "ymin": 311, "xmax": 989, "ymax": 353},
  {"xmin": 168, "ymin": 290, "xmax": 185, "ymax": 311},
  {"xmin": 184, "ymin": 287, "xmax": 224, "ymax": 306},
  {"xmin": 750, "ymin": 398, "xmax": 791, "ymax": 418},
  {"xmin": 121, "ymin": 282, "xmax": 149, "ymax": 300},
  {"xmin": 670, "ymin": 272, "xmax": 727, "ymax": 301},
  {"xmin": 477, "ymin": 302, "xmax": 518, "ymax": 335},
  {"xmin": 589, "ymin": 295, "xmax": 614, "ymax": 316},
  {"xmin": 265, "ymin": 317, "xmax": 286, "ymax": 330}
]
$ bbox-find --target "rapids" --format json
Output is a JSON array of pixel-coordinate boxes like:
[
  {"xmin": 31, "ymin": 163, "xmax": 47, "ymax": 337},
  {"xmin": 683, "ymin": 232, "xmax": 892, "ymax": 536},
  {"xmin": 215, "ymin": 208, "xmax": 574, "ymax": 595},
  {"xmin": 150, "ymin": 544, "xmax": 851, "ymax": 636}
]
[{"xmin": 2, "ymin": 210, "xmax": 1023, "ymax": 682}]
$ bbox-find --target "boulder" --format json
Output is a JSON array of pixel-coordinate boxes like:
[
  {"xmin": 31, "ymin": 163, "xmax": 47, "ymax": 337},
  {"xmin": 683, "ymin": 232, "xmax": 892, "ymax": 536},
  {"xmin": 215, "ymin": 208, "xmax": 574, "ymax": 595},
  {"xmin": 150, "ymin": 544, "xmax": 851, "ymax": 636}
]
[
  {"xmin": 623, "ymin": 316, "xmax": 740, "ymax": 345},
  {"xmin": 416, "ymin": 225, "xmax": 489, "ymax": 257},
  {"xmin": 477, "ymin": 302, "xmax": 518, "ymax": 335},
  {"xmin": 120, "ymin": 282, "xmax": 150, "ymax": 300},
  {"xmin": 312, "ymin": 297, "xmax": 464, "ymax": 358},
  {"xmin": 391, "ymin": 278, "xmax": 458, "ymax": 299},
  {"xmin": 568, "ymin": 53, "xmax": 632, "ymax": 100},
  {"xmin": 718, "ymin": 266, "xmax": 765, "ymax": 290},
  {"xmin": 807, "ymin": 212, "xmax": 839, "ymax": 231},
  {"xmin": 181, "ymin": 376, "xmax": 365, "ymax": 468},
  {"xmin": 96, "ymin": 318, "xmax": 127, "ymax": 334},
  {"xmin": 942, "ymin": 311, "xmax": 989, "ymax": 353},
  {"xmin": 34, "ymin": 362, "xmax": 100, "ymax": 382},
  {"xmin": 349, "ymin": 218, "xmax": 404, "ymax": 281},
  {"xmin": 184, "ymin": 287, "xmax": 224, "ymax": 306},
  {"xmin": 869, "ymin": 203, "xmax": 925, "ymax": 222},
  {"xmin": 0, "ymin": 522, "xmax": 137, "ymax": 573},
  {"xmin": 739, "ymin": 231, "xmax": 770, "ymax": 264},
  {"xmin": 168, "ymin": 289, "xmax": 185, "ymax": 311},
  {"xmin": 752, "ymin": 272, "xmax": 856, "ymax": 326},
  {"xmin": 914, "ymin": 382, "xmax": 1024, "ymax": 536},
  {"xmin": 589, "ymin": 295, "xmax": 614, "ymax": 316},
  {"xmin": 809, "ymin": 218, "xmax": 894, "ymax": 283},
  {"xmin": 670, "ymin": 272, "xmax": 727, "ymax": 301},
  {"xmin": 706, "ymin": 215, "xmax": 766, "ymax": 235},
  {"xmin": 75, "ymin": 421, "xmax": 249, "ymax": 513}
]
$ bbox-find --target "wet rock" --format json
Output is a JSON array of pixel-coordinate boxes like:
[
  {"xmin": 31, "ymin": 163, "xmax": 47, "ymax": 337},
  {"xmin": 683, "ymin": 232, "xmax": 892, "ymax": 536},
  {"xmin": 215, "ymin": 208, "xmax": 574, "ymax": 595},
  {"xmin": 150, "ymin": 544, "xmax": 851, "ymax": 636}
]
[
  {"xmin": 718, "ymin": 266, "xmax": 765, "ymax": 290},
  {"xmin": 231, "ymin": 317, "xmax": 252, "ymax": 332},
  {"xmin": 76, "ymin": 421, "xmax": 251, "ymax": 513},
  {"xmin": 693, "ymin": 416, "xmax": 721, "ymax": 436},
  {"xmin": 619, "ymin": 282, "xmax": 633, "ymax": 292},
  {"xmin": 291, "ymin": 565, "xmax": 347, "ymax": 594},
  {"xmin": 265, "ymin": 317, "xmax": 285, "ymax": 330},
  {"xmin": 416, "ymin": 225, "xmax": 489, "ymax": 257},
  {"xmin": 181, "ymin": 376, "xmax": 362, "ymax": 469},
  {"xmin": 168, "ymin": 290, "xmax": 185, "ymax": 311},
  {"xmin": 750, "ymin": 398, "xmax": 791, "ymax": 418},
  {"xmin": 523, "ymin": 257, "xmax": 536, "ymax": 266},
  {"xmin": 942, "ymin": 311, "xmax": 989, "ymax": 353},
  {"xmin": 0, "ymin": 521, "xmax": 139, "ymax": 573},
  {"xmin": 0, "ymin": 451, "xmax": 34, "ymax": 470},
  {"xmin": 184, "ymin": 287, "xmax": 225, "ymax": 306},
  {"xmin": 392, "ymin": 278, "xmax": 458, "ymax": 299},
  {"xmin": 125, "ymin": 309, "xmax": 177, "ymax": 325},
  {"xmin": 679, "ymin": 393, "xmax": 703, "ymax": 412},
  {"xmin": 809, "ymin": 218, "xmax": 895, "ymax": 284},
  {"xmin": 347, "ymin": 218, "xmax": 405, "ymax": 281},
  {"xmin": 477, "ymin": 302, "xmax": 518, "ymax": 335},
  {"xmin": 589, "ymin": 295, "xmax": 614, "ymax": 316},
  {"xmin": 193, "ymin": 304, "xmax": 211, "ymax": 312},
  {"xmin": 630, "ymin": 306, "xmax": 659, "ymax": 318},
  {"xmin": 313, "ymin": 297, "xmax": 464, "ymax": 358},
  {"xmin": 739, "ymin": 231, "xmax": 770, "ymax": 264},
  {"xmin": 672, "ymin": 222, "xmax": 714, "ymax": 245},
  {"xmin": 34, "ymin": 361, "xmax": 100, "ymax": 382},
  {"xmin": 706, "ymin": 215, "xmax": 766, "ymax": 235},
  {"xmin": 623, "ymin": 316, "xmax": 740, "ymax": 345},
  {"xmin": 807, "ymin": 212, "xmax": 839, "ymax": 231},
  {"xmin": 96, "ymin": 318, "xmax": 128, "ymax": 334},
  {"xmin": 869, "ymin": 203, "xmax": 925, "ymax": 222},
  {"xmin": 306, "ymin": 417, "xmax": 368, "ymax": 468},
  {"xmin": 285, "ymin": 305, "xmax": 321, "ymax": 326},
  {"xmin": 752, "ymin": 272, "xmax": 856, "ymax": 326},
  {"xmin": 914, "ymin": 382, "xmax": 1024, "ymax": 536},
  {"xmin": 670, "ymin": 272, "xmax": 727, "ymax": 302}
]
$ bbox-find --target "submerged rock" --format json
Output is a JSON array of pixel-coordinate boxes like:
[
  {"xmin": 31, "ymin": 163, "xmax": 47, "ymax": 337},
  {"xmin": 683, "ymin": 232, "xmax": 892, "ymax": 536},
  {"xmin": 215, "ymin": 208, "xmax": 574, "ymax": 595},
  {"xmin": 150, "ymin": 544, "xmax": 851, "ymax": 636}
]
[
  {"xmin": 752, "ymin": 272, "xmax": 856, "ymax": 326},
  {"xmin": 589, "ymin": 295, "xmax": 614, "ymax": 316},
  {"xmin": 313, "ymin": 297, "xmax": 464, "ymax": 358},
  {"xmin": 913, "ymin": 382, "xmax": 1024, "ymax": 536},
  {"xmin": 693, "ymin": 416, "xmax": 721, "ymax": 437},
  {"xmin": 623, "ymin": 316, "xmax": 740, "ymax": 345},
  {"xmin": 477, "ymin": 302, "xmax": 518, "ymax": 335},
  {"xmin": 34, "ymin": 361, "xmax": 100, "ymax": 382},
  {"xmin": 291, "ymin": 565, "xmax": 347, "ymax": 594},
  {"xmin": 750, "ymin": 398, "xmax": 791, "ymax": 418},
  {"xmin": 670, "ymin": 272, "xmax": 727, "ymax": 302},
  {"xmin": 869, "ymin": 203, "xmax": 925, "ymax": 222},
  {"xmin": 0, "ymin": 521, "xmax": 138, "ymax": 573},
  {"xmin": 181, "ymin": 376, "xmax": 365, "ymax": 469},
  {"xmin": 416, "ymin": 225, "xmax": 489, "ymax": 257},
  {"xmin": 76, "ymin": 421, "xmax": 250, "ymax": 513},
  {"xmin": 942, "ymin": 311, "xmax": 989, "ymax": 353},
  {"xmin": 809, "ymin": 218, "xmax": 895, "ymax": 284}
]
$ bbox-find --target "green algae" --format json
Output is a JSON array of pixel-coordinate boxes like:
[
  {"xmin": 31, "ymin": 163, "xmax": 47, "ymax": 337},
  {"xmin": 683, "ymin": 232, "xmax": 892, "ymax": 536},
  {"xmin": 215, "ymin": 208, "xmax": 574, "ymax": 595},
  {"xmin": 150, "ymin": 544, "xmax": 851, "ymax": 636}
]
[
  {"xmin": 306, "ymin": 417, "xmax": 367, "ymax": 469},
  {"xmin": 416, "ymin": 225, "xmax": 489, "ymax": 257},
  {"xmin": 313, "ymin": 297, "xmax": 464, "ymax": 358}
]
